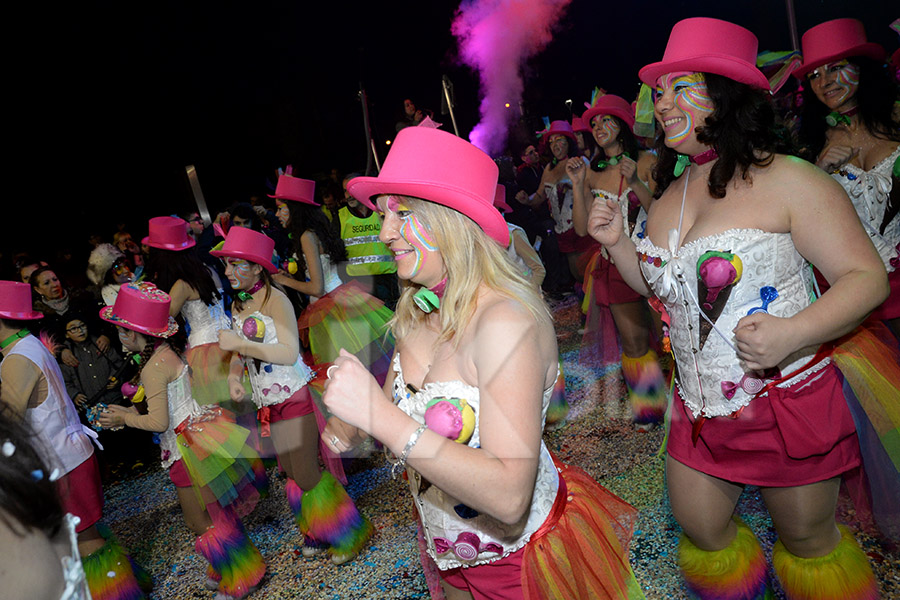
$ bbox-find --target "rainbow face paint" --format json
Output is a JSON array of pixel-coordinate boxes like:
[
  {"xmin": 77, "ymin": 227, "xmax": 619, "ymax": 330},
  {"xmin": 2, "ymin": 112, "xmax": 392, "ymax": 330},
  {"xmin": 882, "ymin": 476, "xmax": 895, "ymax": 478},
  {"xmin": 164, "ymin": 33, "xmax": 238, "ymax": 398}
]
[
  {"xmin": 656, "ymin": 72, "xmax": 713, "ymax": 148},
  {"xmin": 386, "ymin": 196, "xmax": 438, "ymax": 279},
  {"xmin": 225, "ymin": 258, "xmax": 256, "ymax": 290},
  {"xmin": 591, "ymin": 115, "xmax": 620, "ymax": 147},
  {"xmin": 275, "ymin": 200, "xmax": 290, "ymax": 228},
  {"xmin": 808, "ymin": 60, "xmax": 859, "ymax": 110}
]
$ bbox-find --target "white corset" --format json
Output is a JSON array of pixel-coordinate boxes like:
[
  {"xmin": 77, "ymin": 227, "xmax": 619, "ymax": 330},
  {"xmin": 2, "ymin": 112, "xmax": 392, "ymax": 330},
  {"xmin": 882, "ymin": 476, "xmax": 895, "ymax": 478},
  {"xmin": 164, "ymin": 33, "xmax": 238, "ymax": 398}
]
[
  {"xmin": 158, "ymin": 365, "xmax": 202, "ymax": 469},
  {"xmin": 391, "ymin": 354, "xmax": 559, "ymax": 570},
  {"xmin": 181, "ymin": 296, "xmax": 230, "ymax": 346},
  {"xmin": 832, "ymin": 146, "xmax": 900, "ymax": 271},
  {"xmin": 307, "ymin": 253, "xmax": 343, "ymax": 303},
  {"xmin": 232, "ymin": 311, "xmax": 313, "ymax": 407},
  {"xmin": 635, "ymin": 229, "xmax": 828, "ymax": 417},
  {"xmin": 545, "ymin": 178, "xmax": 574, "ymax": 235}
]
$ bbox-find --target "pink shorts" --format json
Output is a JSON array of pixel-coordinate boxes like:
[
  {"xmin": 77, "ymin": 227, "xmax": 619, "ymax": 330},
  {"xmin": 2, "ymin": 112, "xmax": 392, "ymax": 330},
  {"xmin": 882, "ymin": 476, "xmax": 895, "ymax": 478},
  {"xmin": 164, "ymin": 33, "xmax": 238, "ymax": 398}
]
[
  {"xmin": 55, "ymin": 453, "xmax": 104, "ymax": 533},
  {"xmin": 256, "ymin": 387, "xmax": 314, "ymax": 437},
  {"xmin": 169, "ymin": 458, "xmax": 191, "ymax": 488},
  {"xmin": 440, "ymin": 543, "xmax": 526, "ymax": 600},
  {"xmin": 667, "ymin": 363, "xmax": 861, "ymax": 487}
]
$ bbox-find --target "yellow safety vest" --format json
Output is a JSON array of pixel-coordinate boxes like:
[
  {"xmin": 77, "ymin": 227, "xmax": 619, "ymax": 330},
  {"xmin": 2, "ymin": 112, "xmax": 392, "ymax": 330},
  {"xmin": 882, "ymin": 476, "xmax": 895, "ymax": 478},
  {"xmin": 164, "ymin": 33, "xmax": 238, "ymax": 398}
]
[{"xmin": 339, "ymin": 207, "xmax": 396, "ymax": 276}]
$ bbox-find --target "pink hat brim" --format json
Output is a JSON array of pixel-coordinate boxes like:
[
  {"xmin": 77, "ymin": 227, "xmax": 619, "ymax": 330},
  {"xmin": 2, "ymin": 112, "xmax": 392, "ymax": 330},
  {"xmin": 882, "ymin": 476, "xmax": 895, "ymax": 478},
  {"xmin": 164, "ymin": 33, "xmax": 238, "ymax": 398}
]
[
  {"xmin": 267, "ymin": 193, "xmax": 319, "ymax": 206},
  {"xmin": 639, "ymin": 54, "xmax": 770, "ymax": 90},
  {"xmin": 582, "ymin": 101, "xmax": 636, "ymax": 132},
  {"xmin": 792, "ymin": 43, "xmax": 886, "ymax": 79},
  {"xmin": 99, "ymin": 305, "xmax": 179, "ymax": 338},
  {"xmin": 346, "ymin": 178, "xmax": 510, "ymax": 246},
  {"xmin": 209, "ymin": 248, "xmax": 278, "ymax": 273},
  {"xmin": 0, "ymin": 309, "xmax": 43, "ymax": 320},
  {"xmin": 141, "ymin": 237, "xmax": 197, "ymax": 251}
]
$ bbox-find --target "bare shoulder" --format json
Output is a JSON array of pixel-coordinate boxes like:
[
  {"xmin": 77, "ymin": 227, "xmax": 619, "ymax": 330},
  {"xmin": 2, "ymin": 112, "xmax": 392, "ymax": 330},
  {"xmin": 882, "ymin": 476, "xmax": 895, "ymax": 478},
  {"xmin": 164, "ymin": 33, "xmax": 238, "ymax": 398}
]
[
  {"xmin": 471, "ymin": 294, "xmax": 555, "ymax": 356},
  {"xmin": 756, "ymin": 154, "xmax": 847, "ymax": 205}
]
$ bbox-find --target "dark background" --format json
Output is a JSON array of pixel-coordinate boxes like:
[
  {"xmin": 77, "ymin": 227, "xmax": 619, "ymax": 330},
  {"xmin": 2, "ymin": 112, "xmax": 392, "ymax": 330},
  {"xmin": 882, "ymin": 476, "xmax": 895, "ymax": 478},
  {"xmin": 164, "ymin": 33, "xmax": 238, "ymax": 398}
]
[{"xmin": 5, "ymin": 0, "xmax": 896, "ymax": 269}]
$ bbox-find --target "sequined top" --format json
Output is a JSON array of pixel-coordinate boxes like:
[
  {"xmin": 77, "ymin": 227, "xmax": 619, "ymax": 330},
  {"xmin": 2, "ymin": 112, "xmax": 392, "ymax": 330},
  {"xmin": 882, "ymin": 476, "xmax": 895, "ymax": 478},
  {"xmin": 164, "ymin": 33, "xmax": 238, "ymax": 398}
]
[
  {"xmin": 635, "ymin": 229, "xmax": 828, "ymax": 417},
  {"xmin": 391, "ymin": 354, "xmax": 560, "ymax": 570}
]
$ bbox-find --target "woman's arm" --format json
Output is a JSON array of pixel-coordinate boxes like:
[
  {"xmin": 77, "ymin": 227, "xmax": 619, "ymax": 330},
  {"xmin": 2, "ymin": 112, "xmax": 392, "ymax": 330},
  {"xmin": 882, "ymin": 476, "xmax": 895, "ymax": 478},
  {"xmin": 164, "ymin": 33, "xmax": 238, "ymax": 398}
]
[
  {"xmin": 218, "ymin": 291, "xmax": 300, "ymax": 365},
  {"xmin": 99, "ymin": 355, "xmax": 175, "ymax": 432},
  {"xmin": 620, "ymin": 155, "xmax": 654, "ymax": 212},
  {"xmin": 586, "ymin": 197, "xmax": 653, "ymax": 296},
  {"xmin": 167, "ymin": 279, "xmax": 198, "ymax": 317},
  {"xmin": 567, "ymin": 159, "xmax": 590, "ymax": 236},
  {"xmin": 273, "ymin": 231, "xmax": 325, "ymax": 298},
  {"xmin": 511, "ymin": 229, "xmax": 546, "ymax": 287},
  {"xmin": 521, "ymin": 165, "xmax": 551, "ymax": 209},
  {"xmin": 734, "ymin": 157, "xmax": 888, "ymax": 370}
]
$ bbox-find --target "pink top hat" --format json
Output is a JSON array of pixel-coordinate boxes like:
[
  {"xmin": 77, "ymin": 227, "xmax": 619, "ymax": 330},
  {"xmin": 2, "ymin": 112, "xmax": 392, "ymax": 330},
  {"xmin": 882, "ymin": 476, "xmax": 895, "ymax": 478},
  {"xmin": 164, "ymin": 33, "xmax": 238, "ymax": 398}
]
[
  {"xmin": 209, "ymin": 227, "xmax": 278, "ymax": 273},
  {"xmin": 346, "ymin": 127, "xmax": 508, "ymax": 245},
  {"xmin": 539, "ymin": 120, "xmax": 576, "ymax": 143},
  {"xmin": 0, "ymin": 281, "xmax": 43, "ymax": 320},
  {"xmin": 582, "ymin": 94, "xmax": 636, "ymax": 132},
  {"xmin": 571, "ymin": 115, "xmax": 591, "ymax": 133},
  {"xmin": 268, "ymin": 174, "xmax": 318, "ymax": 205},
  {"xmin": 493, "ymin": 184, "xmax": 512, "ymax": 214},
  {"xmin": 793, "ymin": 18, "xmax": 886, "ymax": 79},
  {"xmin": 639, "ymin": 17, "xmax": 769, "ymax": 90},
  {"xmin": 99, "ymin": 282, "xmax": 178, "ymax": 338},
  {"xmin": 142, "ymin": 216, "xmax": 196, "ymax": 251}
]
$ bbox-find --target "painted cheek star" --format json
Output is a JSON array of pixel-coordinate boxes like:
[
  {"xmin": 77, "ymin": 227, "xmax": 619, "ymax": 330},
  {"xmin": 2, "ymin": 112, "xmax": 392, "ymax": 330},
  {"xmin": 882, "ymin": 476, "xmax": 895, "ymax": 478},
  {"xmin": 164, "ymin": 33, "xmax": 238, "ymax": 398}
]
[{"xmin": 657, "ymin": 73, "xmax": 713, "ymax": 147}]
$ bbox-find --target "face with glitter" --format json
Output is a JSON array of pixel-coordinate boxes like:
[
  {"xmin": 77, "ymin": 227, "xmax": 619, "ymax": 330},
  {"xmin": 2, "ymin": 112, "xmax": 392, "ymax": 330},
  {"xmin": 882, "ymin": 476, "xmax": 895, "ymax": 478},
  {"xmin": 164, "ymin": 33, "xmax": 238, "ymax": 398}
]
[
  {"xmin": 377, "ymin": 195, "xmax": 442, "ymax": 286},
  {"xmin": 224, "ymin": 258, "xmax": 260, "ymax": 290},
  {"xmin": 547, "ymin": 134, "xmax": 570, "ymax": 161},
  {"xmin": 807, "ymin": 60, "xmax": 859, "ymax": 112},
  {"xmin": 591, "ymin": 114, "xmax": 620, "ymax": 148},
  {"xmin": 275, "ymin": 200, "xmax": 290, "ymax": 228},
  {"xmin": 654, "ymin": 72, "xmax": 714, "ymax": 149}
]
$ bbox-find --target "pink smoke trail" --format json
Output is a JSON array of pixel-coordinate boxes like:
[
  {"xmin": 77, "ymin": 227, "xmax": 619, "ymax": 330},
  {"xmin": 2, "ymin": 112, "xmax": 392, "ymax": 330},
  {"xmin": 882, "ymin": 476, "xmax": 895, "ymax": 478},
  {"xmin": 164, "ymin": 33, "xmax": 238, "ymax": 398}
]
[{"xmin": 452, "ymin": 0, "xmax": 573, "ymax": 156}]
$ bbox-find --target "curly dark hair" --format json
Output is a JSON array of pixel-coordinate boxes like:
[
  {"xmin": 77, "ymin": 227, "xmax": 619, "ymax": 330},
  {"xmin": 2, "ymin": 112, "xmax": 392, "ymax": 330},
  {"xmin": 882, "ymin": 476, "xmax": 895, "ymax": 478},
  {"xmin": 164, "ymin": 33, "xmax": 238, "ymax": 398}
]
[
  {"xmin": 145, "ymin": 247, "xmax": 221, "ymax": 307},
  {"xmin": 652, "ymin": 73, "xmax": 793, "ymax": 199},
  {"xmin": 796, "ymin": 56, "xmax": 900, "ymax": 162},
  {"xmin": 281, "ymin": 201, "xmax": 347, "ymax": 277},
  {"xmin": 589, "ymin": 115, "xmax": 641, "ymax": 172}
]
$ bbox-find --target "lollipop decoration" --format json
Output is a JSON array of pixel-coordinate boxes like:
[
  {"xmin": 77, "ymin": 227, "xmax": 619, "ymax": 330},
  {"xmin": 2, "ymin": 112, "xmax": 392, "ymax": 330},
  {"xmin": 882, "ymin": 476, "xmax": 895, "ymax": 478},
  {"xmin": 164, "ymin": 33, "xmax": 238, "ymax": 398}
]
[
  {"xmin": 697, "ymin": 251, "xmax": 743, "ymax": 310},
  {"xmin": 747, "ymin": 286, "xmax": 779, "ymax": 315},
  {"xmin": 423, "ymin": 397, "xmax": 476, "ymax": 444},
  {"xmin": 242, "ymin": 316, "xmax": 266, "ymax": 342}
]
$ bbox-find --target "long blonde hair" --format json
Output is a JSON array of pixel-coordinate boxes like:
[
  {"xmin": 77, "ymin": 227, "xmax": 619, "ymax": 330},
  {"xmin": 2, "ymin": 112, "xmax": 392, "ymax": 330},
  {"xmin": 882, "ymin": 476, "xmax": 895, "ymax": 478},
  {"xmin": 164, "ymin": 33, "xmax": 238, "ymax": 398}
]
[{"xmin": 388, "ymin": 196, "xmax": 551, "ymax": 346}]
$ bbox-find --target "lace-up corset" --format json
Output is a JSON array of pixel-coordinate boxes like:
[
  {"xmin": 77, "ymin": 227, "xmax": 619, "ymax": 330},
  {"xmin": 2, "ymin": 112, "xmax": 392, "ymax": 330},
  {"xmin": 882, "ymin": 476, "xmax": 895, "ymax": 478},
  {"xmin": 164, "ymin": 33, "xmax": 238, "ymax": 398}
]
[
  {"xmin": 634, "ymin": 229, "xmax": 828, "ymax": 417},
  {"xmin": 390, "ymin": 354, "xmax": 559, "ymax": 570}
]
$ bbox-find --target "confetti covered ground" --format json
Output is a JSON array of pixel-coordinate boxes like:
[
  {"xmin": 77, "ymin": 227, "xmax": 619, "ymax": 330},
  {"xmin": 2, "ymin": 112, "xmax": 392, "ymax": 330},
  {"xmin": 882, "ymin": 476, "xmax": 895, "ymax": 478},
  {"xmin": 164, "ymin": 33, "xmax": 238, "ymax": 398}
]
[{"xmin": 103, "ymin": 296, "xmax": 899, "ymax": 599}]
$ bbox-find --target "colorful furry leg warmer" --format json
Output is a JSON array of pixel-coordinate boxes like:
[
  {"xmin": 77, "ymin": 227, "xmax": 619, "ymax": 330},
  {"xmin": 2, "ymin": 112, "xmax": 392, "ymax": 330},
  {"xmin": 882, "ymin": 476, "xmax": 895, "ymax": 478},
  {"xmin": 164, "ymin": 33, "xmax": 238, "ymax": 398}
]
[
  {"xmin": 82, "ymin": 527, "xmax": 148, "ymax": 600},
  {"xmin": 545, "ymin": 359, "xmax": 569, "ymax": 428},
  {"xmin": 621, "ymin": 349, "xmax": 667, "ymax": 426},
  {"xmin": 772, "ymin": 525, "xmax": 878, "ymax": 600},
  {"xmin": 195, "ymin": 516, "xmax": 266, "ymax": 599},
  {"xmin": 297, "ymin": 470, "xmax": 373, "ymax": 563},
  {"xmin": 678, "ymin": 517, "xmax": 772, "ymax": 600}
]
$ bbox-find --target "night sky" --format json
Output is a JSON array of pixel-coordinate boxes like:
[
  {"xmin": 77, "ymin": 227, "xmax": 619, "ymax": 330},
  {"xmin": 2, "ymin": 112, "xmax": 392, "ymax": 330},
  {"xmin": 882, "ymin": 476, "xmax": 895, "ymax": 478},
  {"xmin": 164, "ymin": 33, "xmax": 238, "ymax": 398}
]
[{"xmin": 7, "ymin": 0, "xmax": 896, "ymax": 266}]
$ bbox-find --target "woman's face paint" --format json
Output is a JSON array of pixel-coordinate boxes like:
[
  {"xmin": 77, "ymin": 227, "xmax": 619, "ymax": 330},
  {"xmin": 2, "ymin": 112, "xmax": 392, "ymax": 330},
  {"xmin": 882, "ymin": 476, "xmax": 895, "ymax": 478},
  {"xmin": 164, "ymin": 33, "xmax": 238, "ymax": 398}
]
[
  {"xmin": 808, "ymin": 60, "xmax": 859, "ymax": 111},
  {"xmin": 224, "ymin": 258, "xmax": 257, "ymax": 290},
  {"xmin": 548, "ymin": 134, "xmax": 569, "ymax": 160},
  {"xmin": 591, "ymin": 115, "xmax": 620, "ymax": 147},
  {"xmin": 117, "ymin": 326, "xmax": 140, "ymax": 352},
  {"xmin": 654, "ymin": 72, "xmax": 713, "ymax": 148},
  {"xmin": 275, "ymin": 200, "xmax": 290, "ymax": 228},
  {"xmin": 385, "ymin": 196, "xmax": 438, "ymax": 280}
]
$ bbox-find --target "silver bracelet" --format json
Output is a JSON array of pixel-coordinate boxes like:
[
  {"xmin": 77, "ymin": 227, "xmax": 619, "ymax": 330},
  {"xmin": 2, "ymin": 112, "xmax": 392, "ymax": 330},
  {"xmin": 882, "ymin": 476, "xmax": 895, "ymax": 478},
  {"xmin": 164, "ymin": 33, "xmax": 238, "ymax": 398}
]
[{"xmin": 391, "ymin": 424, "xmax": 427, "ymax": 480}]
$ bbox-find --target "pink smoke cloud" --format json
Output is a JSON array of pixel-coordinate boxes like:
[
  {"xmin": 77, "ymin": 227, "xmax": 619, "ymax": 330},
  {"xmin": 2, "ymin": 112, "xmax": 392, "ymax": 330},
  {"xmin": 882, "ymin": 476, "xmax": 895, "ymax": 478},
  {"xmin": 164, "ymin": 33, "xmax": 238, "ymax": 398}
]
[{"xmin": 452, "ymin": 0, "xmax": 573, "ymax": 156}]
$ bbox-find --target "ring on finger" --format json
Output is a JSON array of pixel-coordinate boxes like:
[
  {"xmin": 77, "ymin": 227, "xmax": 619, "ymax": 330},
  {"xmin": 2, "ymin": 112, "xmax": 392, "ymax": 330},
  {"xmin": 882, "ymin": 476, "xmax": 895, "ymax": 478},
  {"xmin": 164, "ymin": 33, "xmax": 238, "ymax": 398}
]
[
  {"xmin": 326, "ymin": 364, "xmax": 338, "ymax": 379},
  {"xmin": 330, "ymin": 435, "xmax": 341, "ymax": 448}
]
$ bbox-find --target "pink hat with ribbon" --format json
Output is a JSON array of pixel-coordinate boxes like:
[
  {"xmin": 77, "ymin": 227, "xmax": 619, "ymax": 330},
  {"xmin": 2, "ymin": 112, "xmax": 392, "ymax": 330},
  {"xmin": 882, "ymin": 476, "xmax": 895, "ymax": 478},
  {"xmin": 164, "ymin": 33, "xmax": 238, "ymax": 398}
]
[
  {"xmin": 209, "ymin": 226, "xmax": 278, "ymax": 273},
  {"xmin": 536, "ymin": 118, "xmax": 576, "ymax": 142},
  {"xmin": 493, "ymin": 184, "xmax": 512, "ymax": 214},
  {"xmin": 571, "ymin": 114, "xmax": 591, "ymax": 133},
  {"xmin": 639, "ymin": 17, "xmax": 770, "ymax": 90},
  {"xmin": 581, "ymin": 91, "xmax": 636, "ymax": 131},
  {"xmin": 793, "ymin": 18, "xmax": 886, "ymax": 79},
  {"xmin": 99, "ymin": 282, "xmax": 178, "ymax": 338},
  {"xmin": 268, "ymin": 174, "xmax": 318, "ymax": 205},
  {"xmin": 142, "ymin": 216, "xmax": 196, "ymax": 251},
  {"xmin": 346, "ymin": 127, "xmax": 508, "ymax": 245},
  {"xmin": 0, "ymin": 281, "xmax": 43, "ymax": 320}
]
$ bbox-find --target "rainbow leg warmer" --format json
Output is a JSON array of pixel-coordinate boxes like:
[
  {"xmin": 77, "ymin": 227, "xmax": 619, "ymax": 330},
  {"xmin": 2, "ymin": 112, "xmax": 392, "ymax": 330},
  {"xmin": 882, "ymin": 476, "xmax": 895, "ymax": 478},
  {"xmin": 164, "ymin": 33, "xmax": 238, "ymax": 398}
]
[
  {"xmin": 82, "ymin": 528, "xmax": 148, "ymax": 600},
  {"xmin": 679, "ymin": 517, "xmax": 772, "ymax": 600},
  {"xmin": 773, "ymin": 525, "xmax": 878, "ymax": 600},
  {"xmin": 621, "ymin": 349, "xmax": 667, "ymax": 425},
  {"xmin": 545, "ymin": 359, "xmax": 569, "ymax": 426},
  {"xmin": 297, "ymin": 470, "xmax": 373, "ymax": 558},
  {"xmin": 195, "ymin": 516, "xmax": 266, "ymax": 599}
]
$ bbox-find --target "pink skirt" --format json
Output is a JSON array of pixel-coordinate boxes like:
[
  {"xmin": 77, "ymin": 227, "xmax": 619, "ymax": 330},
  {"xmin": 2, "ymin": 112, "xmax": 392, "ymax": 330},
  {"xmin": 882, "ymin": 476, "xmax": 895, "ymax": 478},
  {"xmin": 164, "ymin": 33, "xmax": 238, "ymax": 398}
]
[
  {"xmin": 667, "ymin": 363, "xmax": 861, "ymax": 487},
  {"xmin": 55, "ymin": 453, "xmax": 104, "ymax": 532}
]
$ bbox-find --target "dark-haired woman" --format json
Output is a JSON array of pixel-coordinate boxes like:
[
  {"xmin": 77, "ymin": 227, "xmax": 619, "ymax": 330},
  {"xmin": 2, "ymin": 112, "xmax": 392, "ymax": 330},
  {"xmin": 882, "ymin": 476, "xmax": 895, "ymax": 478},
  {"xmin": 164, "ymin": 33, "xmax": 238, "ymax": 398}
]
[
  {"xmin": 569, "ymin": 91, "xmax": 666, "ymax": 429},
  {"xmin": 211, "ymin": 226, "xmax": 372, "ymax": 565},
  {"xmin": 97, "ymin": 282, "xmax": 266, "ymax": 600},
  {"xmin": 589, "ymin": 17, "xmax": 888, "ymax": 599},
  {"xmin": 796, "ymin": 18, "xmax": 900, "ymax": 338},
  {"xmin": 144, "ymin": 216, "xmax": 232, "ymax": 407}
]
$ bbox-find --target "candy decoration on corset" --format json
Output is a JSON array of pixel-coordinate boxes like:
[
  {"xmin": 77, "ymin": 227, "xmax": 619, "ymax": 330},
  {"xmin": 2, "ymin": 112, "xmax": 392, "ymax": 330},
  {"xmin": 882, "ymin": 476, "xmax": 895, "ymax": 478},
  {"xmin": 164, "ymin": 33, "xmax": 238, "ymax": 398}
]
[
  {"xmin": 241, "ymin": 316, "xmax": 266, "ymax": 342},
  {"xmin": 423, "ymin": 397, "xmax": 476, "ymax": 444},
  {"xmin": 696, "ymin": 250, "xmax": 743, "ymax": 350}
]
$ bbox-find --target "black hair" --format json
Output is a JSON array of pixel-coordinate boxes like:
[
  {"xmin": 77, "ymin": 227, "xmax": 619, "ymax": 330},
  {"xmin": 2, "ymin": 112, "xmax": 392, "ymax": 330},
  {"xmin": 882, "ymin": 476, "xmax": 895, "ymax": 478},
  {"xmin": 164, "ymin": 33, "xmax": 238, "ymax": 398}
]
[
  {"xmin": 542, "ymin": 133, "xmax": 578, "ymax": 166},
  {"xmin": 145, "ymin": 247, "xmax": 221, "ymax": 307},
  {"xmin": 0, "ymin": 406, "xmax": 65, "ymax": 539},
  {"xmin": 229, "ymin": 203, "xmax": 262, "ymax": 232},
  {"xmin": 797, "ymin": 56, "xmax": 900, "ymax": 162},
  {"xmin": 652, "ymin": 73, "xmax": 792, "ymax": 199},
  {"xmin": 281, "ymin": 202, "xmax": 347, "ymax": 277},
  {"xmin": 590, "ymin": 115, "xmax": 641, "ymax": 171}
]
